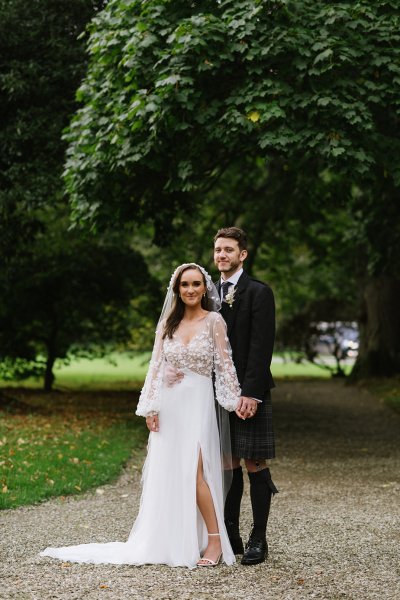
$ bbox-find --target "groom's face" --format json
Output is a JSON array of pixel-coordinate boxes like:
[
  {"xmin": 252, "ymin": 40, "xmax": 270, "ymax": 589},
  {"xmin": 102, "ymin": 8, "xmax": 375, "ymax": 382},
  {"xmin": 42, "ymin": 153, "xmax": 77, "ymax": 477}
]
[{"xmin": 214, "ymin": 237, "xmax": 247, "ymax": 277}]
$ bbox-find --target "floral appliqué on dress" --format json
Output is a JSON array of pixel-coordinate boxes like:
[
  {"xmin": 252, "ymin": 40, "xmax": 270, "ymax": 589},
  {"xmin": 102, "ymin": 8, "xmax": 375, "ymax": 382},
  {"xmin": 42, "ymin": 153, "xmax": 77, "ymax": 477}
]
[{"xmin": 136, "ymin": 312, "xmax": 240, "ymax": 416}]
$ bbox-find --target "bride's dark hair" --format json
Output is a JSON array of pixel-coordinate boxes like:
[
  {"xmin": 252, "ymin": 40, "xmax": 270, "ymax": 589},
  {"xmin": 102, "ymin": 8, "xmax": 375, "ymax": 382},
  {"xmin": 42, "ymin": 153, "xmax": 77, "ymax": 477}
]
[{"xmin": 163, "ymin": 265, "xmax": 210, "ymax": 339}]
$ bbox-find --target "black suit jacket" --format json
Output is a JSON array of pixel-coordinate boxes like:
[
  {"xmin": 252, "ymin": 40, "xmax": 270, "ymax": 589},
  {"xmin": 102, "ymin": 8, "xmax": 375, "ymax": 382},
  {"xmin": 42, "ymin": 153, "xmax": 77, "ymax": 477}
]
[{"xmin": 217, "ymin": 271, "xmax": 275, "ymax": 401}]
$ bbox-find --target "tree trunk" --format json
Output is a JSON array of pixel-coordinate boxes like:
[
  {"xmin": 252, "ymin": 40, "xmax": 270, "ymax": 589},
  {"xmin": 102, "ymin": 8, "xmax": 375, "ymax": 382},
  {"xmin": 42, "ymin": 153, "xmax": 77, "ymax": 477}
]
[
  {"xmin": 351, "ymin": 276, "xmax": 400, "ymax": 378},
  {"xmin": 44, "ymin": 352, "xmax": 56, "ymax": 392}
]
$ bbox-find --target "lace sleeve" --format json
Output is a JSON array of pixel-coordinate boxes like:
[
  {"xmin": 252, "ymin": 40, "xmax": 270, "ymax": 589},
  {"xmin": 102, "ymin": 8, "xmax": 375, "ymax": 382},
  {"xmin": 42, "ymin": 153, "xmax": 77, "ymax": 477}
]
[
  {"xmin": 212, "ymin": 314, "xmax": 241, "ymax": 412},
  {"xmin": 135, "ymin": 324, "xmax": 165, "ymax": 417}
]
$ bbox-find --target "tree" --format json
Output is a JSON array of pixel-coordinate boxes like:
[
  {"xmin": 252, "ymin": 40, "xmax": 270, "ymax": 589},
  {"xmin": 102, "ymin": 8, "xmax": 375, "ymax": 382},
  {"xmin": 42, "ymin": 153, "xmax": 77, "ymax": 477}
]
[
  {"xmin": 62, "ymin": 0, "xmax": 400, "ymax": 376},
  {"xmin": 0, "ymin": 0, "xmax": 106, "ymax": 282},
  {"xmin": 0, "ymin": 220, "xmax": 160, "ymax": 391},
  {"xmin": 0, "ymin": 0, "xmax": 105, "ymax": 207},
  {"xmin": 64, "ymin": 0, "xmax": 399, "ymax": 220},
  {"xmin": 0, "ymin": 0, "xmax": 164, "ymax": 391}
]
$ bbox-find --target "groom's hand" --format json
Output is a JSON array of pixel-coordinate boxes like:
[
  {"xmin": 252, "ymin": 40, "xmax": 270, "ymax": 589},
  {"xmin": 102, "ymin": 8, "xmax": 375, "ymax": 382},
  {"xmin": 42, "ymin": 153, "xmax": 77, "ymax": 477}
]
[{"xmin": 236, "ymin": 396, "xmax": 258, "ymax": 420}]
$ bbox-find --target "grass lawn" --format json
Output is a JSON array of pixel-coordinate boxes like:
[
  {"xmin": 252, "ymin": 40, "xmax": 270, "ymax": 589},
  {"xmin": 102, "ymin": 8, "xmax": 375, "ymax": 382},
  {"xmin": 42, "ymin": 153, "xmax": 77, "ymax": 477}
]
[
  {"xmin": 0, "ymin": 352, "xmax": 353, "ymax": 392},
  {"xmin": 368, "ymin": 378, "xmax": 400, "ymax": 414},
  {"xmin": 0, "ymin": 353, "xmax": 151, "ymax": 391},
  {"xmin": 2, "ymin": 352, "xmax": 338, "ymax": 510},
  {"xmin": 0, "ymin": 390, "xmax": 148, "ymax": 510},
  {"xmin": 1, "ymin": 357, "xmax": 397, "ymax": 510}
]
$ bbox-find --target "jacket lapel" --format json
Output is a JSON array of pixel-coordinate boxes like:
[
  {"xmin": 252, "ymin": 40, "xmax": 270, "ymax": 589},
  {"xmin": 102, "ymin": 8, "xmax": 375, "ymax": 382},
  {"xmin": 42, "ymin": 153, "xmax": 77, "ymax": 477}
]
[
  {"xmin": 215, "ymin": 279, "xmax": 233, "ymax": 328},
  {"xmin": 216, "ymin": 272, "xmax": 249, "ymax": 335}
]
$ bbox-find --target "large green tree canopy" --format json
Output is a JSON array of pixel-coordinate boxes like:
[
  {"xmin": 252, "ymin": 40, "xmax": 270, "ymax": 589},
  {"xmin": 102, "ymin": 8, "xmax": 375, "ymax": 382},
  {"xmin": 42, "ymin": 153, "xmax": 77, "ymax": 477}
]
[{"xmin": 65, "ymin": 0, "xmax": 399, "ymax": 232}]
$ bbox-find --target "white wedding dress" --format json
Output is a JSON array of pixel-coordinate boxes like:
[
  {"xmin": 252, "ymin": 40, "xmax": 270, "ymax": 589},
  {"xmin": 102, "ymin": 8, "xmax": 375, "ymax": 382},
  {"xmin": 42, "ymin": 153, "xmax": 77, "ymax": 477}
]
[{"xmin": 40, "ymin": 311, "xmax": 240, "ymax": 568}]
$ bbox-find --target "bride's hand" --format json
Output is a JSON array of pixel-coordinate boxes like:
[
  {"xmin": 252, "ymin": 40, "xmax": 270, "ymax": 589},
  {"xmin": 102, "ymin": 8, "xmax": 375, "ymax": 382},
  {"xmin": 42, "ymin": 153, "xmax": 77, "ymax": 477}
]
[
  {"xmin": 146, "ymin": 414, "xmax": 159, "ymax": 432},
  {"xmin": 163, "ymin": 364, "xmax": 184, "ymax": 387}
]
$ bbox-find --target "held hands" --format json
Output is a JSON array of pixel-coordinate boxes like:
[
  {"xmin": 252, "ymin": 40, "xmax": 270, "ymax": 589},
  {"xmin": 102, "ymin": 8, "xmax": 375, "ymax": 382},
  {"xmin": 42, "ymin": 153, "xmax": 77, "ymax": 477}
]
[
  {"xmin": 235, "ymin": 396, "xmax": 258, "ymax": 420},
  {"xmin": 163, "ymin": 364, "xmax": 184, "ymax": 387}
]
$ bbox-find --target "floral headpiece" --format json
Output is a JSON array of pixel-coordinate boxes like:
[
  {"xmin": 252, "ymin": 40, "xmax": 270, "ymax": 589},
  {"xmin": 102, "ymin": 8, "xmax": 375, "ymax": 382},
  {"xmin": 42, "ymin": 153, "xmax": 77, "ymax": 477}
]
[{"xmin": 167, "ymin": 263, "xmax": 220, "ymax": 309}]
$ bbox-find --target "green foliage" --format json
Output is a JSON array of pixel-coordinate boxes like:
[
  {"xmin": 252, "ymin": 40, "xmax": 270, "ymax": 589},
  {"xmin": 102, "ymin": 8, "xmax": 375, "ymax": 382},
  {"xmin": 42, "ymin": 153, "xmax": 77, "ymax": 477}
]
[
  {"xmin": 64, "ymin": 0, "xmax": 400, "ymax": 242},
  {"xmin": 0, "ymin": 0, "xmax": 105, "ymax": 316},
  {"xmin": 0, "ymin": 0, "xmax": 164, "ymax": 389},
  {"xmin": 0, "ymin": 0, "xmax": 104, "ymax": 211},
  {"xmin": 0, "ymin": 219, "xmax": 160, "ymax": 389},
  {"xmin": 130, "ymin": 157, "xmax": 358, "ymax": 324},
  {"xmin": 58, "ymin": 0, "xmax": 395, "ymax": 378}
]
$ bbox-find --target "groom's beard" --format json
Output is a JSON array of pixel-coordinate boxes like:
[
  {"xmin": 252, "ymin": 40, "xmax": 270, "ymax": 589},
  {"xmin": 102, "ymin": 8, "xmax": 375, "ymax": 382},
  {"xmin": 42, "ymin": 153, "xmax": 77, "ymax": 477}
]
[{"xmin": 217, "ymin": 259, "xmax": 242, "ymax": 279}]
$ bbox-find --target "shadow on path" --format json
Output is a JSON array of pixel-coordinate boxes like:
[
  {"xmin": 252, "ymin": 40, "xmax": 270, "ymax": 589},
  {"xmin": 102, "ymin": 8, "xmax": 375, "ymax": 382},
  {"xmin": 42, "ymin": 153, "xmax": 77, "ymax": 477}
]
[{"xmin": 274, "ymin": 379, "xmax": 399, "ymax": 469}]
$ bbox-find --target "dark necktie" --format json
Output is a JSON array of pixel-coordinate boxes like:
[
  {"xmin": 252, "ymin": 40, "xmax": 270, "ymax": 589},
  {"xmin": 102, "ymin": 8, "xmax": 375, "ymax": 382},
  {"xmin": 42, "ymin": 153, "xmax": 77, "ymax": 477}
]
[{"xmin": 221, "ymin": 281, "xmax": 231, "ymax": 300}]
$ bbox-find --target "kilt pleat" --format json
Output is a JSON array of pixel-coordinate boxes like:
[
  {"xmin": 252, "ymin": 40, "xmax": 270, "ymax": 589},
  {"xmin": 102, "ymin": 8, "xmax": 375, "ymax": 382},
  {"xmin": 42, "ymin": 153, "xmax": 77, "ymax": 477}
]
[{"xmin": 230, "ymin": 391, "xmax": 275, "ymax": 460}]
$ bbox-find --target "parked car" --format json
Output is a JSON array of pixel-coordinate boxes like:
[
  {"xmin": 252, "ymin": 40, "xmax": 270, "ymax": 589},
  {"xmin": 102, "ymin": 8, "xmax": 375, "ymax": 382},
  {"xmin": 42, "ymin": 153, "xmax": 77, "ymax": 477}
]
[{"xmin": 311, "ymin": 321, "xmax": 359, "ymax": 359}]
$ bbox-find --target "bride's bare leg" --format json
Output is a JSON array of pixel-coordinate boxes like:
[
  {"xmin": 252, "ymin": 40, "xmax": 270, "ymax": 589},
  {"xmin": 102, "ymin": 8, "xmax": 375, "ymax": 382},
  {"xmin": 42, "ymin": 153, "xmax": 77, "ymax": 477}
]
[{"xmin": 196, "ymin": 451, "xmax": 222, "ymax": 563}]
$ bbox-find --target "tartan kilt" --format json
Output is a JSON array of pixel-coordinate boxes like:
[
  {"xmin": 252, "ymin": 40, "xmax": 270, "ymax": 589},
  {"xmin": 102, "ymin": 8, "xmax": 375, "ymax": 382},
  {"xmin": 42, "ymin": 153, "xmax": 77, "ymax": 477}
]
[{"xmin": 230, "ymin": 391, "xmax": 275, "ymax": 460}]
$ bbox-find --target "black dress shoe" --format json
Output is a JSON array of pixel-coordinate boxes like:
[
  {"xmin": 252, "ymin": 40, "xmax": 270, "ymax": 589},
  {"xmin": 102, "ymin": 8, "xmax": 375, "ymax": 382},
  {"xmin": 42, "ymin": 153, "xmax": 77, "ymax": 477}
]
[
  {"xmin": 241, "ymin": 535, "xmax": 268, "ymax": 565},
  {"xmin": 225, "ymin": 521, "xmax": 244, "ymax": 555}
]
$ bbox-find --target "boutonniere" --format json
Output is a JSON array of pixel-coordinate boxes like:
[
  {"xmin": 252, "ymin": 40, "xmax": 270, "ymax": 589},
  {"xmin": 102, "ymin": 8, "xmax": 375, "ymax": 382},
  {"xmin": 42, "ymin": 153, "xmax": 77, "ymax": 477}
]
[{"xmin": 224, "ymin": 286, "xmax": 236, "ymax": 309}]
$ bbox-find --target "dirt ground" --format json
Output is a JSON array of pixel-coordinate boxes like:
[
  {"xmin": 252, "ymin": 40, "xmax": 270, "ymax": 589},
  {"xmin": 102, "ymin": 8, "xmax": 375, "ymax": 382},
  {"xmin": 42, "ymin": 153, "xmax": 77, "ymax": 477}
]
[{"xmin": 1, "ymin": 380, "xmax": 399, "ymax": 600}]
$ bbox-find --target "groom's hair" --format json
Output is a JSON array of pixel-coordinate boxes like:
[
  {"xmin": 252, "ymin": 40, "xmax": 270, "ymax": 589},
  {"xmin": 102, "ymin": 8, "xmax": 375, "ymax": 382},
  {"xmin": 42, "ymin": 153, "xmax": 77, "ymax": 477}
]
[{"xmin": 214, "ymin": 227, "xmax": 248, "ymax": 251}]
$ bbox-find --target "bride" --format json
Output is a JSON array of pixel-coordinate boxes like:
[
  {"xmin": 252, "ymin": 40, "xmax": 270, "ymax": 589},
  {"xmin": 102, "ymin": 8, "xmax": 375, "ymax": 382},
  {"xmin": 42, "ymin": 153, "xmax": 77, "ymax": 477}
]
[{"xmin": 40, "ymin": 263, "xmax": 241, "ymax": 568}]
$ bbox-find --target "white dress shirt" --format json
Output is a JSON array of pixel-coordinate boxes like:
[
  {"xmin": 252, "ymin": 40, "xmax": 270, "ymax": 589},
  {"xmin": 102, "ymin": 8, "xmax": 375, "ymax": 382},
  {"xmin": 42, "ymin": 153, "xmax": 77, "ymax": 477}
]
[{"xmin": 219, "ymin": 268, "xmax": 243, "ymax": 300}]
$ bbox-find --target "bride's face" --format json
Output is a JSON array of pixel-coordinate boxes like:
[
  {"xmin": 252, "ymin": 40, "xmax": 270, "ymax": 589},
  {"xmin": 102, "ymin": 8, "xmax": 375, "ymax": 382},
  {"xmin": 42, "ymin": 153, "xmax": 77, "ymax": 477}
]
[{"xmin": 179, "ymin": 268, "xmax": 206, "ymax": 308}]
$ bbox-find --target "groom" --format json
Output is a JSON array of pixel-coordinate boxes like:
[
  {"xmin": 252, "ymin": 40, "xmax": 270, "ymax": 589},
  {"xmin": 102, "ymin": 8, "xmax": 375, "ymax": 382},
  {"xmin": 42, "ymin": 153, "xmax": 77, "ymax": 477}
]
[{"xmin": 214, "ymin": 226, "xmax": 277, "ymax": 566}]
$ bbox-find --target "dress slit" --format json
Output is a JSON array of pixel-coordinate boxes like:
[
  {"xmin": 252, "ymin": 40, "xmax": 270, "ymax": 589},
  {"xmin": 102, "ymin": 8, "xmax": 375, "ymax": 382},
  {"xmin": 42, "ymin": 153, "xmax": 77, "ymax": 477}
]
[{"xmin": 196, "ymin": 442, "xmax": 233, "ymax": 563}]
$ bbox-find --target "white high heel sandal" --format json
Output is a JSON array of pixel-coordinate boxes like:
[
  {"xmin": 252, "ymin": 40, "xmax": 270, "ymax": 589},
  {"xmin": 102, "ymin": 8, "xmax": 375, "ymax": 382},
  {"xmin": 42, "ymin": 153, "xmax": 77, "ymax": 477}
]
[{"xmin": 197, "ymin": 533, "xmax": 222, "ymax": 567}]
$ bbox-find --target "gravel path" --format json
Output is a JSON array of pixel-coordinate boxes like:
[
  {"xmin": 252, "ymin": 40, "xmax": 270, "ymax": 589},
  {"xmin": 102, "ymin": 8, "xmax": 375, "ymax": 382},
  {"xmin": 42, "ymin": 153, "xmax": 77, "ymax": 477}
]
[{"xmin": 1, "ymin": 380, "xmax": 399, "ymax": 600}]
